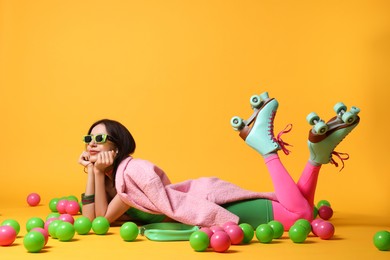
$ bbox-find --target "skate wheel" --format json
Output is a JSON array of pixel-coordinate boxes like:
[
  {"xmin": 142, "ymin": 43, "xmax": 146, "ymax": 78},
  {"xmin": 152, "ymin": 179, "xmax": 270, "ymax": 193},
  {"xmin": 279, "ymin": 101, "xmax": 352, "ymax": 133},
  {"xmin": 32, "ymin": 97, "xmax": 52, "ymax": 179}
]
[
  {"xmin": 334, "ymin": 102, "xmax": 347, "ymax": 115},
  {"xmin": 350, "ymin": 106, "xmax": 360, "ymax": 115},
  {"xmin": 306, "ymin": 112, "xmax": 320, "ymax": 125},
  {"xmin": 250, "ymin": 95, "xmax": 262, "ymax": 109},
  {"xmin": 230, "ymin": 116, "xmax": 244, "ymax": 130},
  {"xmin": 259, "ymin": 91, "xmax": 269, "ymax": 100},
  {"xmin": 313, "ymin": 121, "xmax": 328, "ymax": 135},
  {"xmin": 341, "ymin": 111, "xmax": 356, "ymax": 124}
]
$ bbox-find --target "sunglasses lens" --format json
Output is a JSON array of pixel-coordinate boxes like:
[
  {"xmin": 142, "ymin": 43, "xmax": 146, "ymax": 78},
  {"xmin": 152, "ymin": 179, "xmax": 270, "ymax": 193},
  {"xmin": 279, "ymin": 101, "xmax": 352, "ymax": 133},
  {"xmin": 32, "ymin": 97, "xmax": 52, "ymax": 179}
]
[
  {"xmin": 83, "ymin": 135, "xmax": 92, "ymax": 143},
  {"xmin": 95, "ymin": 134, "xmax": 105, "ymax": 143}
]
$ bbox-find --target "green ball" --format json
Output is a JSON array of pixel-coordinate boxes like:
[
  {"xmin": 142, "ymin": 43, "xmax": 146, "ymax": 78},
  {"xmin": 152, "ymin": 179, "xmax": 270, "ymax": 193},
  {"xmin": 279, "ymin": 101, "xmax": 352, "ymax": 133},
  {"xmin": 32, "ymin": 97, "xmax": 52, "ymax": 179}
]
[
  {"xmin": 48, "ymin": 220, "xmax": 63, "ymax": 239},
  {"xmin": 49, "ymin": 198, "xmax": 59, "ymax": 212},
  {"xmin": 74, "ymin": 216, "xmax": 92, "ymax": 235},
  {"xmin": 189, "ymin": 231, "xmax": 210, "ymax": 252},
  {"xmin": 294, "ymin": 219, "xmax": 311, "ymax": 236},
  {"xmin": 120, "ymin": 222, "xmax": 139, "ymax": 241},
  {"xmin": 373, "ymin": 230, "xmax": 390, "ymax": 251},
  {"xmin": 67, "ymin": 195, "xmax": 79, "ymax": 202},
  {"xmin": 255, "ymin": 224, "xmax": 274, "ymax": 243},
  {"xmin": 1, "ymin": 219, "xmax": 21, "ymax": 235},
  {"xmin": 23, "ymin": 231, "xmax": 45, "ymax": 253},
  {"xmin": 239, "ymin": 223, "xmax": 254, "ymax": 244},
  {"xmin": 56, "ymin": 222, "xmax": 75, "ymax": 241},
  {"xmin": 26, "ymin": 217, "xmax": 44, "ymax": 232},
  {"xmin": 317, "ymin": 200, "xmax": 331, "ymax": 208},
  {"xmin": 46, "ymin": 212, "xmax": 60, "ymax": 220},
  {"xmin": 313, "ymin": 206, "xmax": 318, "ymax": 219},
  {"xmin": 289, "ymin": 224, "xmax": 307, "ymax": 243},
  {"xmin": 268, "ymin": 220, "xmax": 284, "ymax": 239},
  {"xmin": 92, "ymin": 217, "xmax": 110, "ymax": 235}
]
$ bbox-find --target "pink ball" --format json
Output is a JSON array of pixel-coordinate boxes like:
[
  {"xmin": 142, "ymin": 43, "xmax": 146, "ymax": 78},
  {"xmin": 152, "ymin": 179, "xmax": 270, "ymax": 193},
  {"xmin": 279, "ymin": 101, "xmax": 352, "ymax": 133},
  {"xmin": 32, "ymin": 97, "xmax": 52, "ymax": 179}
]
[
  {"xmin": 316, "ymin": 221, "xmax": 335, "ymax": 240},
  {"xmin": 225, "ymin": 225, "xmax": 244, "ymax": 245},
  {"xmin": 199, "ymin": 227, "xmax": 214, "ymax": 239},
  {"xmin": 65, "ymin": 201, "xmax": 80, "ymax": 215},
  {"xmin": 44, "ymin": 218, "xmax": 58, "ymax": 231},
  {"xmin": 222, "ymin": 221, "xmax": 238, "ymax": 230},
  {"xmin": 0, "ymin": 225, "xmax": 17, "ymax": 246},
  {"xmin": 311, "ymin": 219, "xmax": 324, "ymax": 236},
  {"xmin": 318, "ymin": 206, "xmax": 333, "ymax": 220},
  {"xmin": 31, "ymin": 227, "xmax": 49, "ymax": 245},
  {"xmin": 56, "ymin": 200, "xmax": 69, "ymax": 214},
  {"xmin": 210, "ymin": 225, "xmax": 224, "ymax": 233},
  {"xmin": 59, "ymin": 214, "xmax": 74, "ymax": 224},
  {"xmin": 210, "ymin": 231, "xmax": 231, "ymax": 253},
  {"xmin": 27, "ymin": 193, "xmax": 41, "ymax": 207}
]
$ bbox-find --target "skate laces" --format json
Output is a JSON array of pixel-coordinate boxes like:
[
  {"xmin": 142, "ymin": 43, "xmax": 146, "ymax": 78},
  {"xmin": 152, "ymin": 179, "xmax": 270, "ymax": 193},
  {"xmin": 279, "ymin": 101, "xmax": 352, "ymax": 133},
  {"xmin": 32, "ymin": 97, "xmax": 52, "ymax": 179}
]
[
  {"xmin": 330, "ymin": 151, "xmax": 349, "ymax": 171},
  {"xmin": 276, "ymin": 124, "xmax": 293, "ymax": 155}
]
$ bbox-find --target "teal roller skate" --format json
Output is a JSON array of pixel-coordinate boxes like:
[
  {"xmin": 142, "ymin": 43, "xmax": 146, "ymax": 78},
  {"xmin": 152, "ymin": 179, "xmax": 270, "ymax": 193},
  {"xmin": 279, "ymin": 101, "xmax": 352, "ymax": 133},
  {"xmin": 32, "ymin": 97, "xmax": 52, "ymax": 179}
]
[
  {"xmin": 230, "ymin": 92, "xmax": 291, "ymax": 156},
  {"xmin": 307, "ymin": 102, "xmax": 360, "ymax": 168}
]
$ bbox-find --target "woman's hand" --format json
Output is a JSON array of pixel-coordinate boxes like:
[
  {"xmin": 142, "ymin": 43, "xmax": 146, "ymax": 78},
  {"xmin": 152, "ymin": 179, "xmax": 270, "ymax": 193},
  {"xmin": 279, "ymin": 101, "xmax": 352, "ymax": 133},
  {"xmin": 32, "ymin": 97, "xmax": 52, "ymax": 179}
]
[
  {"xmin": 78, "ymin": 151, "xmax": 92, "ymax": 167},
  {"xmin": 93, "ymin": 150, "xmax": 116, "ymax": 174}
]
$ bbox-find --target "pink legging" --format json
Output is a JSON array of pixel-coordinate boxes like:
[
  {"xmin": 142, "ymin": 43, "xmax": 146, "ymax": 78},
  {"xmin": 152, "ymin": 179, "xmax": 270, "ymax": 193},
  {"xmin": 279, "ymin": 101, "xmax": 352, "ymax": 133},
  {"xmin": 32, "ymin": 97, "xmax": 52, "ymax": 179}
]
[{"xmin": 265, "ymin": 154, "xmax": 321, "ymax": 229}]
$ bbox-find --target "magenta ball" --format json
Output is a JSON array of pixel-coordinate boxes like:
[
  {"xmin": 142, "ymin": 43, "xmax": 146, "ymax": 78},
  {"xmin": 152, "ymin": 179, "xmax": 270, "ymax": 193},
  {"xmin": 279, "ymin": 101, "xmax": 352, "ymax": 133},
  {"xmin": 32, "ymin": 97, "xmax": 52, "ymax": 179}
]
[
  {"xmin": 65, "ymin": 201, "xmax": 80, "ymax": 215},
  {"xmin": 225, "ymin": 225, "xmax": 244, "ymax": 245},
  {"xmin": 210, "ymin": 231, "xmax": 231, "ymax": 253},
  {"xmin": 199, "ymin": 227, "xmax": 214, "ymax": 239},
  {"xmin": 44, "ymin": 218, "xmax": 58, "ymax": 231},
  {"xmin": 318, "ymin": 206, "xmax": 333, "ymax": 220},
  {"xmin": 222, "ymin": 221, "xmax": 237, "ymax": 230},
  {"xmin": 27, "ymin": 193, "xmax": 41, "ymax": 207},
  {"xmin": 59, "ymin": 214, "xmax": 74, "ymax": 224},
  {"xmin": 316, "ymin": 221, "xmax": 335, "ymax": 240},
  {"xmin": 31, "ymin": 227, "xmax": 49, "ymax": 246},
  {"xmin": 56, "ymin": 200, "xmax": 68, "ymax": 214},
  {"xmin": 210, "ymin": 225, "xmax": 224, "ymax": 233},
  {"xmin": 311, "ymin": 219, "xmax": 324, "ymax": 236},
  {"xmin": 0, "ymin": 225, "xmax": 17, "ymax": 246}
]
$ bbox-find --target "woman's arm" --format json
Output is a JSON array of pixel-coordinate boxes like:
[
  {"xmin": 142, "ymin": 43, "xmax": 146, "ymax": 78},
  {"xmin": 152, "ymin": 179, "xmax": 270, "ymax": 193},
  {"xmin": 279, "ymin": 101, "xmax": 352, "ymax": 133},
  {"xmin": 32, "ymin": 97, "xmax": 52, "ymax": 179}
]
[
  {"xmin": 82, "ymin": 164, "xmax": 96, "ymax": 220},
  {"xmin": 105, "ymin": 195, "xmax": 131, "ymax": 223}
]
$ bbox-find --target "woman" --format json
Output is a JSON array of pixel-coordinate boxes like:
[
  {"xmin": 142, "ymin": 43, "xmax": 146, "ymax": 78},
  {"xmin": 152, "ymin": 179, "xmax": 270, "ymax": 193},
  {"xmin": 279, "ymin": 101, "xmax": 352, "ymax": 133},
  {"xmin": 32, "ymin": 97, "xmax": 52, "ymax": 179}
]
[{"xmin": 78, "ymin": 92, "xmax": 360, "ymax": 229}]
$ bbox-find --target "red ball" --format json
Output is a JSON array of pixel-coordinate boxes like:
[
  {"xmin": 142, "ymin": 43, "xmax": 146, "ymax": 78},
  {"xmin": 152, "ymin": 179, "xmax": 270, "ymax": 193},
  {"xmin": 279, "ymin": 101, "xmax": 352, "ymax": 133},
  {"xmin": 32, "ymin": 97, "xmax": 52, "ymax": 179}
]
[
  {"xmin": 59, "ymin": 214, "xmax": 74, "ymax": 224},
  {"xmin": 0, "ymin": 225, "xmax": 17, "ymax": 246},
  {"xmin": 318, "ymin": 205, "xmax": 333, "ymax": 220},
  {"xmin": 311, "ymin": 219, "xmax": 324, "ymax": 236},
  {"xmin": 210, "ymin": 225, "xmax": 224, "ymax": 233},
  {"xmin": 199, "ymin": 227, "xmax": 213, "ymax": 239},
  {"xmin": 316, "ymin": 221, "xmax": 335, "ymax": 240},
  {"xmin": 27, "ymin": 193, "xmax": 41, "ymax": 207},
  {"xmin": 222, "ymin": 221, "xmax": 237, "ymax": 230},
  {"xmin": 56, "ymin": 200, "xmax": 69, "ymax": 214},
  {"xmin": 65, "ymin": 201, "xmax": 80, "ymax": 215},
  {"xmin": 210, "ymin": 231, "xmax": 231, "ymax": 253},
  {"xmin": 31, "ymin": 227, "xmax": 49, "ymax": 246},
  {"xmin": 225, "ymin": 225, "xmax": 244, "ymax": 245}
]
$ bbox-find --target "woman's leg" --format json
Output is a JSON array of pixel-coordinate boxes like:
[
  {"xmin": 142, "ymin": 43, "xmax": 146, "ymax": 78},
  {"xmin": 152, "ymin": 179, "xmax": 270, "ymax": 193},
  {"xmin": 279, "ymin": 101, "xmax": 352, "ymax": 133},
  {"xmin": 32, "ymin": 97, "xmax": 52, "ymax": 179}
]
[{"xmin": 296, "ymin": 162, "xmax": 321, "ymax": 207}]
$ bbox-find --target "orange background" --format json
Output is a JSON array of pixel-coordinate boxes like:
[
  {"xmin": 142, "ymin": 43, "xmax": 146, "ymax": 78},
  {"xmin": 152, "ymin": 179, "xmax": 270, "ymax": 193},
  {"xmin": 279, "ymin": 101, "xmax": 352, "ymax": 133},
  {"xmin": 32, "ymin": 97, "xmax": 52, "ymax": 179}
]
[{"xmin": 0, "ymin": 1, "xmax": 389, "ymax": 258}]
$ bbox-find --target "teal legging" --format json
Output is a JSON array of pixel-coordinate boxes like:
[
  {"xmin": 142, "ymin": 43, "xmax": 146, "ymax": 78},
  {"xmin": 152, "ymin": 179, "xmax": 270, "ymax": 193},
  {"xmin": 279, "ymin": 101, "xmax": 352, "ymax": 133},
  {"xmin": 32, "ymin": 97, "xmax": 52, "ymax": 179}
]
[{"xmin": 222, "ymin": 199, "xmax": 273, "ymax": 229}]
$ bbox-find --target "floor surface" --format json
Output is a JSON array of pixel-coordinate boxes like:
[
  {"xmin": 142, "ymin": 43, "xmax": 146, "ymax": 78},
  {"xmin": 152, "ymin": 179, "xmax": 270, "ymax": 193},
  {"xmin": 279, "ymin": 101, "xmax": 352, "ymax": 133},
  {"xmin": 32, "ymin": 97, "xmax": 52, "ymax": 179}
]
[{"xmin": 0, "ymin": 205, "xmax": 389, "ymax": 260}]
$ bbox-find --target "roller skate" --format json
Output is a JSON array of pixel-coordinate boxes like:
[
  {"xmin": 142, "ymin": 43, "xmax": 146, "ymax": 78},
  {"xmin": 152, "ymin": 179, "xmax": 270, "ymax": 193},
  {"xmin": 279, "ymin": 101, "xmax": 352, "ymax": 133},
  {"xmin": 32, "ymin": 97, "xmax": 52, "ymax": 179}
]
[
  {"xmin": 230, "ymin": 92, "xmax": 291, "ymax": 156},
  {"xmin": 307, "ymin": 102, "xmax": 360, "ymax": 169}
]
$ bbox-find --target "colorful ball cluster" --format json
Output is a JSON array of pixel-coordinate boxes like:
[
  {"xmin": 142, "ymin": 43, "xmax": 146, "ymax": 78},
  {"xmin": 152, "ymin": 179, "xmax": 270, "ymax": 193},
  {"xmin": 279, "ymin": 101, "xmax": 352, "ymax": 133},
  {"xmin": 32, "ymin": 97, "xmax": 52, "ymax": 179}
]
[
  {"xmin": 317, "ymin": 199, "xmax": 333, "ymax": 220},
  {"xmin": 311, "ymin": 219, "xmax": 335, "ymax": 240},
  {"xmin": 189, "ymin": 221, "xmax": 252, "ymax": 253}
]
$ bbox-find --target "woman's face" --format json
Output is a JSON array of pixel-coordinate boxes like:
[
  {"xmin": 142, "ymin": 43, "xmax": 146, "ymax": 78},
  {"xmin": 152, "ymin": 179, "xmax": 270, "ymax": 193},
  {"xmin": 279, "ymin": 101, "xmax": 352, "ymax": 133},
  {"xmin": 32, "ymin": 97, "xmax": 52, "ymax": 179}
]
[{"xmin": 86, "ymin": 123, "xmax": 117, "ymax": 163}]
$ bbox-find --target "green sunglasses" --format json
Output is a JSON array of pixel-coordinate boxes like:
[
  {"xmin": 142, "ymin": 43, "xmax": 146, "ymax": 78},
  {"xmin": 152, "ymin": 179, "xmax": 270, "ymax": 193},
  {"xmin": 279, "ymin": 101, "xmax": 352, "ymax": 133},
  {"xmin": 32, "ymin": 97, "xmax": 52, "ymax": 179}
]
[{"xmin": 82, "ymin": 134, "xmax": 114, "ymax": 144}]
